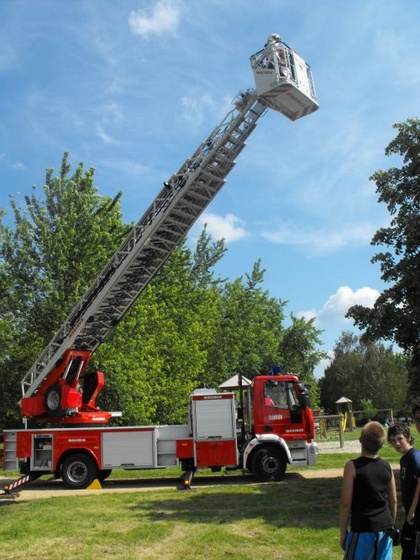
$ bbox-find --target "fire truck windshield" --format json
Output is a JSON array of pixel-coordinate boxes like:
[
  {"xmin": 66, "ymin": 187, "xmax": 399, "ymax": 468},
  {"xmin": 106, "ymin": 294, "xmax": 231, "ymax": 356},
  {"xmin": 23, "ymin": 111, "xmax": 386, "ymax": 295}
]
[{"xmin": 264, "ymin": 380, "xmax": 299, "ymax": 409}]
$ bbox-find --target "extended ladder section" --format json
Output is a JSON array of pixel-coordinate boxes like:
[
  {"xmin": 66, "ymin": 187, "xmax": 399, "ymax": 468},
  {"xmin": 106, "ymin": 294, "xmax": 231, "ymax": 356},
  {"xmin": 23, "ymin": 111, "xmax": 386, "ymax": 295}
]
[
  {"xmin": 19, "ymin": 35, "xmax": 318, "ymax": 423},
  {"xmin": 21, "ymin": 92, "xmax": 267, "ymax": 405}
]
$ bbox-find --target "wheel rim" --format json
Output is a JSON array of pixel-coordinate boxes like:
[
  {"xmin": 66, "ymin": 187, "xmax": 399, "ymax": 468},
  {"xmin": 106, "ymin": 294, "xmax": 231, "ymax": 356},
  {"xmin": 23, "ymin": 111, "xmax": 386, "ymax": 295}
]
[
  {"xmin": 261, "ymin": 454, "xmax": 280, "ymax": 476},
  {"xmin": 46, "ymin": 390, "xmax": 60, "ymax": 411},
  {"xmin": 67, "ymin": 460, "xmax": 88, "ymax": 484}
]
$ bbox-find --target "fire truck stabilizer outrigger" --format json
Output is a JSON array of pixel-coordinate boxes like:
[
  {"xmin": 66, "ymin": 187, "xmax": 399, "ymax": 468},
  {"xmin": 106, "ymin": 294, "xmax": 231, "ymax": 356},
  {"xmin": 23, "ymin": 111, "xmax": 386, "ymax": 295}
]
[{"xmin": 2, "ymin": 34, "xmax": 319, "ymax": 493}]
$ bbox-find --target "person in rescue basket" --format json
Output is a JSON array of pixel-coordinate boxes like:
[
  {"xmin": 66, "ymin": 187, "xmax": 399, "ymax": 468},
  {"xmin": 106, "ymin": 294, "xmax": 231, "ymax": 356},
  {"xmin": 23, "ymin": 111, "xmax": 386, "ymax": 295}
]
[
  {"xmin": 388, "ymin": 423, "xmax": 420, "ymax": 559},
  {"xmin": 339, "ymin": 421, "xmax": 397, "ymax": 560}
]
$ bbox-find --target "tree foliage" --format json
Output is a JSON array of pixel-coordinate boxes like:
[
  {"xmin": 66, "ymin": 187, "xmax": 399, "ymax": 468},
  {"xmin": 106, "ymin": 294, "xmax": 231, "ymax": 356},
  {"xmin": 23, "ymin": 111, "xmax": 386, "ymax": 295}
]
[
  {"xmin": 278, "ymin": 314, "xmax": 327, "ymax": 407},
  {"xmin": 0, "ymin": 153, "xmax": 127, "ymax": 425},
  {"xmin": 319, "ymin": 332, "xmax": 410, "ymax": 415},
  {"xmin": 98, "ymin": 231, "xmax": 224, "ymax": 425},
  {"xmin": 346, "ymin": 118, "xmax": 420, "ymax": 393},
  {"xmin": 2, "ymin": 153, "xmax": 127, "ymax": 336},
  {"xmin": 203, "ymin": 259, "xmax": 287, "ymax": 386}
]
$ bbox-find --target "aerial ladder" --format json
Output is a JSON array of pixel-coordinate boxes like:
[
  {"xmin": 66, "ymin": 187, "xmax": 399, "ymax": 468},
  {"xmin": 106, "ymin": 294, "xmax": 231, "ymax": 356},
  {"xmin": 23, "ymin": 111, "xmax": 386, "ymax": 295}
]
[{"xmin": 19, "ymin": 34, "xmax": 318, "ymax": 425}]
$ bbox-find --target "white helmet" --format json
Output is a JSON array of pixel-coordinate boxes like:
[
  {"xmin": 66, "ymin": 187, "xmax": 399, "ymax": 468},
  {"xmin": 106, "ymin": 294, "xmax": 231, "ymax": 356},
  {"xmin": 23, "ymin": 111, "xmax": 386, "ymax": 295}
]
[{"xmin": 267, "ymin": 33, "xmax": 281, "ymax": 43}]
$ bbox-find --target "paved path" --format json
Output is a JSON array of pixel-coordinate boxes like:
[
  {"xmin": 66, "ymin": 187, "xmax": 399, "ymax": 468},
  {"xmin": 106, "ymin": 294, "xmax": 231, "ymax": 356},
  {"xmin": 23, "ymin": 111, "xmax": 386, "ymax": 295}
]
[
  {"xmin": 0, "ymin": 469, "xmax": 344, "ymax": 502},
  {"xmin": 316, "ymin": 439, "xmax": 361, "ymax": 454}
]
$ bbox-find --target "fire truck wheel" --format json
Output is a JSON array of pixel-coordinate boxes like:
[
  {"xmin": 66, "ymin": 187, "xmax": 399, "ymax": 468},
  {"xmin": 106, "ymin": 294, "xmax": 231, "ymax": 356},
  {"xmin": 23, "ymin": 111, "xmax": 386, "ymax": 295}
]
[
  {"xmin": 44, "ymin": 384, "xmax": 62, "ymax": 415},
  {"xmin": 252, "ymin": 447, "xmax": 286, "ymax": 482},
  {"xmin": 61, "ymin": 454, "xmax": 97, "ymax": 489}
]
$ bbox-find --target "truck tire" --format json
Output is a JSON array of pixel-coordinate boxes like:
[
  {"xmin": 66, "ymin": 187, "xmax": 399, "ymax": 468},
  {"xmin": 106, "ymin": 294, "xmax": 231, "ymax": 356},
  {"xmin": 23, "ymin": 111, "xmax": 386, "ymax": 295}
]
[
  {"xmin": 61, "ymin": 453, "xmax": 97, "ymax": 489},
  {"xmin": 251, "ymin": 447, "xmax": 287, "ymax": 482},
  {"xmin": 44, "ymin": 384, "xmax": 62, "ymax": 415},
  {"xmin": 98, "ymin": 469, "xmax": 112, "ymax": 482}
]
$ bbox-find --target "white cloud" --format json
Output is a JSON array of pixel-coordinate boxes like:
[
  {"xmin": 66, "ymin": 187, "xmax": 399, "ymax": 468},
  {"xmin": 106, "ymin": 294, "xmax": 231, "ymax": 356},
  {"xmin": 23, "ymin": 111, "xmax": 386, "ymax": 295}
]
[
  {"xmin": 198, "ymin": 212, "xmax": 249, "ymax": 242},
  {"xmin": 12, "ymin": 162, "xmax": 25, "ymax": 170},
  {"xmin": 313, "ymin": 286, "xmax": 380, "ymax": 325},
  {"xmin": 305, "ymin": 286, "xmax": 380, "ymax": 379},
  {"xmin": 129, "ymin": 1, "xmax": 180, "ymax": 37},
  {"xmin": 181, "ymin": 95, "xmax": 214, "ymax": 128},
  {"xmin": 96, "ymin": 124, "xmax": 115, "ymax": 144},
  {"xmin": 317, "ymin": 351, "xmax": 335, "ymax": 375},
  {"xmin": 0, "ymin": 155, "xmax": 25, "ymax": 172},
  {"xmin": 97, "ymin": 158, "xmax": 152, "ymax": 179},
  {"xmin": 94, "ymin": 101, "xmax": 124, "ymax": 144},
  {"xmin": 261, "ymin": 221, "xmax": 375, "ymax": 255},
  {"xmin": 297, "ymin": 309, "xmax": 318, "ymax": 322}
]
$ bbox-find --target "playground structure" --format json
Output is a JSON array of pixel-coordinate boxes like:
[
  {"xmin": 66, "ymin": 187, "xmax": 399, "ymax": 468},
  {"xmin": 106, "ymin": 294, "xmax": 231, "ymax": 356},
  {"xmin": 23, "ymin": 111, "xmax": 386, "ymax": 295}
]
[{"xmin": 314, "ymin": 407, "xmax": 395, "ymax": 449}]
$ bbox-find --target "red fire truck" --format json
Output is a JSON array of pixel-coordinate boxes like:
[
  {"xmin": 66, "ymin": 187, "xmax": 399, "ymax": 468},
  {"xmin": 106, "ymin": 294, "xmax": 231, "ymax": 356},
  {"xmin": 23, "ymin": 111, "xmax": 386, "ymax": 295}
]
[
  {"xmin": 4, "ymin": 376, "xmax": 316, "ymax": 490},
  {"xmin": 2, "ymin": 34, "xmax": 319, "ymax": 492}
]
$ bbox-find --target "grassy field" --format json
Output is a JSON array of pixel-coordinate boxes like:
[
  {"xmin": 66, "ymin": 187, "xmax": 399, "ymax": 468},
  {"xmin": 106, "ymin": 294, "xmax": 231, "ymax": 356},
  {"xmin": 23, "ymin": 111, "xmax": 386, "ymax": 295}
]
[{"xmin": 0, "ymin": 435, "xmax": 404, "ymax": 560}]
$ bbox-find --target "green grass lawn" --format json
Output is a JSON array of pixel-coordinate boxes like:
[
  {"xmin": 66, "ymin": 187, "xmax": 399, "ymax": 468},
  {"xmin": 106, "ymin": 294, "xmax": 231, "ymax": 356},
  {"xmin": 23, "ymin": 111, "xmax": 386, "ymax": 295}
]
[
  {"xmin": 0, "ymin": 472, "xmax": 348, "ymax": 559},
  {"xmin": 0, "ymin": 434, "xmax": 404, "ymax": 560}
]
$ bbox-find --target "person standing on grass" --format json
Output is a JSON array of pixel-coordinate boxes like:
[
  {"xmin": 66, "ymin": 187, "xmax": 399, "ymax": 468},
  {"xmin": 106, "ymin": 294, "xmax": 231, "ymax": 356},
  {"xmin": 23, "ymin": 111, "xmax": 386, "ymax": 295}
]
[
  {"xmin": 388, "ymin": 423, "xmax": 420, "ymax": 559},
  {"xmin": 339, "ymin": 421, "xmax": 397, "ymax": 560}
]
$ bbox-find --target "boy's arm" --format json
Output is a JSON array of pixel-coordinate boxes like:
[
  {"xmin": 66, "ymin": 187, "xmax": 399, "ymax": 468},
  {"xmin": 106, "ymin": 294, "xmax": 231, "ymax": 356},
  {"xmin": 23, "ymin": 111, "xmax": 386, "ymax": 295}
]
[
  {"xmin": 389, "ymin": 470, "xmax": 398, "ymax": 522},
  {"xmin": 339, "ymin": 460, "xmax": 355, "ymax": 550},
  {"xmin": 407, "ymin": 477, "xmax": 420, "ymax": 524}
]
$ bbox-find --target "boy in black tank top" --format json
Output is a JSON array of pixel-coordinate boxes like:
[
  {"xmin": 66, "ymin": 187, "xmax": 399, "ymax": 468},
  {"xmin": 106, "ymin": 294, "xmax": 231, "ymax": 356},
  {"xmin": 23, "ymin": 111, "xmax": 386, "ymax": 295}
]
[
  {"xmin": 388, "ymin": 422, "xmax": 420, "ymax": 559},
  {"xmin": 339, "ymin": 421, "xmax": 397, "ymax": 560}
]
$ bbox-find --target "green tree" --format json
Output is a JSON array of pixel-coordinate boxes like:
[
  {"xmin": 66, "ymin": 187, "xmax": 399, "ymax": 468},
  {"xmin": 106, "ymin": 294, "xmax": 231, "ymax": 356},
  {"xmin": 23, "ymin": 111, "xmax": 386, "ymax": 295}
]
[
  {"xmin": 359, "ymin": 398, "xmax": 377, "ymax": 423},
  {"xmin": 204, "ymin": 259, "xmax": 287, "ymax": 386},
  {"xmin": 97, "ymin": 232, "xmax": 225, "ymax": 425},
  {"xmin": 0, "ymin": 153, "xmax": 127, "ymax": 427},
  {"xmin": 278, "ymin": 314, "xmax": 327, "ymax": 408},
  {"xmin": 347, "ymin": 118, "xmax": 420, "ymax": 395},
  {"xmin": 319, "ymin": 332, "xmax": 410, "ymax": 414},
  {"xmin": 189, "ymin": 225, "xmax": 227, "ymax": 288}
]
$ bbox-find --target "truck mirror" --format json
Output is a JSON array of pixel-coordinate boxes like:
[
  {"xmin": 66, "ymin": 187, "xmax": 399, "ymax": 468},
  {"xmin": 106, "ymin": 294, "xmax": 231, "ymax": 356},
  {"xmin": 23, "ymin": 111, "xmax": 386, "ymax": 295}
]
[
  {"xmin": 298, "ymin": 393, "xmax": 310, "ymax": 409},
  {"xmin": 297, "ymin": 383, "xmax": 310, "ymax": 409}
]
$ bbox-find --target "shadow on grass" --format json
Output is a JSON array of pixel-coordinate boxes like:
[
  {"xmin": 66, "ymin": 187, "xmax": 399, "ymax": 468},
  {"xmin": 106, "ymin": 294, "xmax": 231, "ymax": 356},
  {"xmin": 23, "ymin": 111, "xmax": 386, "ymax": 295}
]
[{"xmin": 129, "ymin": 474, "xmax": 342, "ymax": 530}]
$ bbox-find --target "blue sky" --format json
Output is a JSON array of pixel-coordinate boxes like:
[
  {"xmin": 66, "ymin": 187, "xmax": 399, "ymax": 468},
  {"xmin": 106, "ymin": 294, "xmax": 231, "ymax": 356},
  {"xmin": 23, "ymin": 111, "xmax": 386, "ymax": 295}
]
[{"xmin": 1, "ymin": 0, "xmax": 419, "ymax": 378}]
